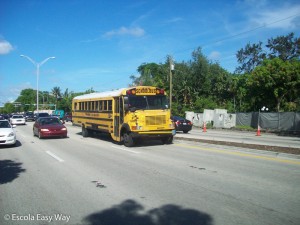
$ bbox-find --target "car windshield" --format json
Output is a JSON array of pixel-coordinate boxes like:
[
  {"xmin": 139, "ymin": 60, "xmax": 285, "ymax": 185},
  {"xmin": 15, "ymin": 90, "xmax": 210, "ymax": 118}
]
[
  {"xmin": 13, "ymin": 115, "xmax": 23, "ymax": 118},
  {"xmin": 127, "ymin": 95, "xmax": 169, "ymax": 110},
  {"xmin": 173, "ymin": 116, "xmax": 185, "ymax": 120},
  {"xmin": 38, "ymin": 113, "xmax": 49, "ymax": 117},
  {"xmin": 0, "ymin": 121, "xmax": 11, "ymax": 128},
  {"xmin": 40, "ymin": 118, "xmax": 62, "ymax": 126}
]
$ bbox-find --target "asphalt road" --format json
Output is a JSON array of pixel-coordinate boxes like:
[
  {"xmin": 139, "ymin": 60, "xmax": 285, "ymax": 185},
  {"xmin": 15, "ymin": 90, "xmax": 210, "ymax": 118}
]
[{"xmin": 1, "ymin": 122, "xmax": 300, "ymax": 225}]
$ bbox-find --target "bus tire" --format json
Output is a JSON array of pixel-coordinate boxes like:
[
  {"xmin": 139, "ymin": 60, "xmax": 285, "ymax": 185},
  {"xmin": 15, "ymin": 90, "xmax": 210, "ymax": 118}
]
[
  {"xmin": 162, "ymin": 136, "xmax": 173, "ymax": 144},
  {"xmin": 123, "ymin": 132, "xmax": 134, "ymax": 147},
  {"xmin": 82, "ymin": 126, "xmax": 89, "ymax": 137}
]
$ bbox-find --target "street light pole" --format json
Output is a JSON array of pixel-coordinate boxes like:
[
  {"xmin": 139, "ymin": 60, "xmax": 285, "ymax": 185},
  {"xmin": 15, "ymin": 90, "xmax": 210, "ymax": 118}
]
[{"xmin": 20, "ymin": 55, "xmax": 55, "ymax": 113}]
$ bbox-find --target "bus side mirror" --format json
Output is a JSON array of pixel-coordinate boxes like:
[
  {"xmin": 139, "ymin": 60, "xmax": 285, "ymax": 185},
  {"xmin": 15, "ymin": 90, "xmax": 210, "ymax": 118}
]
[{"xmin": 124, "ymin": 96, "xmax": 129, "ymax": 111}]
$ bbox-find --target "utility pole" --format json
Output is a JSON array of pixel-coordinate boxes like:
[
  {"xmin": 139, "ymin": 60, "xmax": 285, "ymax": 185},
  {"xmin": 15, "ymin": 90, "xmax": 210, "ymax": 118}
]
[{"xmin": 169, "ymin": 56, "xmax": 174, "ymax": 113}]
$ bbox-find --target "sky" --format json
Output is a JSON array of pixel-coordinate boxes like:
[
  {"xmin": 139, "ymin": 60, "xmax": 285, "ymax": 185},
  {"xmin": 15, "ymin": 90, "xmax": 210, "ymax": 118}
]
[{"xmin": 0, "ymin": 0, "xmax": 300, "ymax": 106}]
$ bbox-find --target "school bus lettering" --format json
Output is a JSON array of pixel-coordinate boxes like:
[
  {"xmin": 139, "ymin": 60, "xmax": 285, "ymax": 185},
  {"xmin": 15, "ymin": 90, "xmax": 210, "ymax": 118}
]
[
  {"xmin": 136, "ymin": 87, "xmax": 156, "ymax": 95},
  {"xmin": 72, "ymin": 86, "xmax": 174, "ymax": 147}
]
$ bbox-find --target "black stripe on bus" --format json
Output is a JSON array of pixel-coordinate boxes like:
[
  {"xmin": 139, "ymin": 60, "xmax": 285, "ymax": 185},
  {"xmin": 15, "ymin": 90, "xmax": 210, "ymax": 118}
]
[
  {"xmin": 86, "ymin": 122, "xmax": 109, "ymax": 128},
  {"xmin": 73, "ymin": 110, "xmax": 113, "ymax": 113},
  {"xmin": 73, "ymin": 116, "xmax": 113, "ymax": 122}
]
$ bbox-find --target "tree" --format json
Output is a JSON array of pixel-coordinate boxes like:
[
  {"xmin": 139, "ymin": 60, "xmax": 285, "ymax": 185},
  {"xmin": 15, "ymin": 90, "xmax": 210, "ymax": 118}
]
[
  {"xmin": 266, "ymin": 32, "xmax": 300, "ymax": 61},
  {"xmin": 51, "ymin": 86, "xmax": 62, "ymax": 106},
  {"xmin": 189, "ymin": 48, "xmax": 211, "ymax": 96},
  {"xmin": 236, "ymin": 32, "xmax": 300, "ymax": 74},
  {"xmin": 249, "ymin": 58, "xmax": 300, "ymax": 112},
  {"xmin": 58, "ymin": 88, "xmax": 75, "ymax": 112},
  {"xmin": 236, "ymin": 42, "xmax": 266, "ymax": 74},
  {"xmin": 2, "ymin": 103, "xmax": 15, "ymax": 114},
  {"xmin": 130, "ymin": 62, "xmax": 168, "ymax": 88},
  {"xmin": 209, "ymin": 63, "xmax": 231, "ymax": 105},
  {"xmin": 131, "ymin": 47, "xmax": 239, "ymax": 115},
  {"xmin": 15, "ymin": 89, "xmax": 37, "ymax": 111},
  {"xmin": 84, "ymin": 87, "xmax": 95, "ymax": 94}
]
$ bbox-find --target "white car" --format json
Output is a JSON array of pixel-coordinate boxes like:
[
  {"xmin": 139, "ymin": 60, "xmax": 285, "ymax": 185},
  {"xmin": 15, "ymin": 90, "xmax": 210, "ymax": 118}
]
[
  {"xmin": 0, "ymin": 120, "xmax": 17, "ymax": 146},
  {"xmin": 10, "ymin": 115, "xmax": 26, "ymax": 125}
]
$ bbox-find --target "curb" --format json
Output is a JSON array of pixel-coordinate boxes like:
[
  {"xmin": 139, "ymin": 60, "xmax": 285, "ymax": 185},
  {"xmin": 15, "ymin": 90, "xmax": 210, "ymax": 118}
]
[{"xmin": 174, "ymin": 136, "xmax": 300, "ymax": 159}]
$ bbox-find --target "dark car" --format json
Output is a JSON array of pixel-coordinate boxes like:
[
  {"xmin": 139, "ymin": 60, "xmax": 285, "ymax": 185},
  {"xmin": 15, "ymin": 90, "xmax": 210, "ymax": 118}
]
[
  {"xmin": 24, "ymin": 112, "xmax": 35, "ymax": 121},
  {"xmin": 171, "ymin": 116, "xmax": 193, "ymax": 133},
  {"xmin": 0, "ymin": 114, "xmax": 9, "ymax": 120},
  {"xmin": 63, "ymin": 112, "xmax": 72, "ymax": 122},
  {"xmin": 33, "ymin": 117, "xmax": 67, "ymax": 139},
  {"xmin": 34, "ymin": 112, "xmax": 50, "ymax": 120}
]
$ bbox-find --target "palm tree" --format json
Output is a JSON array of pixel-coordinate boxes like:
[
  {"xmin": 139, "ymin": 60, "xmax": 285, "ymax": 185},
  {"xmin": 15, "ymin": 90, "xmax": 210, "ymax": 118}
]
[{"xmin": 51, "ymin": 86, "xmax": 62, "ymax": 105}]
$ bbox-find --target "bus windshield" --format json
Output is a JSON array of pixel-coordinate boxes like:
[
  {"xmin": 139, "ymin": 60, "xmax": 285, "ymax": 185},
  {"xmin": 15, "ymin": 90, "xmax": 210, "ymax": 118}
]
[{"xmin": 128, "ymin": 95, "xmax": 169, "ymax": 110}]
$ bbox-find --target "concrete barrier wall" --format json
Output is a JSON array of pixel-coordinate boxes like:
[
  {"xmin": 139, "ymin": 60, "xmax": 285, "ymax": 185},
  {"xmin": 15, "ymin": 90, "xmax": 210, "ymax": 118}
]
[{"xmin": 186, "ymin": 109, "xmax": 236, "ymax": 128}]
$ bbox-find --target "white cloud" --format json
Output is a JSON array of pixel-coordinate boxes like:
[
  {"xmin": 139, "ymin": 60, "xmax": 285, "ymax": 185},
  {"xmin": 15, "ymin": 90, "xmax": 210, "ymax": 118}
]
[
  {"xmin": 208, "ymin": 51, "xmax": 221, "ymax": 60},
  {"xmin": 0, "ymin": 82, "xmax": 32, "ymax": 105},
  {"xmin": 103, "ymin": 26, "xmax": 145, "ymax": 38},
  {"xmin": 0, "ymin": 39, "xmax": 14, "ymax": 54},
  {"xmin": 164, "ymin": 17, "xmax": 184, "ymax": 24},
  {"xmin": 251, "ymin": 5, "xmax": 300, "ymax": 29}
]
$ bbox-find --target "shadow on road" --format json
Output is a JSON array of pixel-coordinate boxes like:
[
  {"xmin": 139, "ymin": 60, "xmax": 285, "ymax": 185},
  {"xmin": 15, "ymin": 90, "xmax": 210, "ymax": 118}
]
[
  {"xmin": 0, "ymin": 160, "xmax": 26, "ymax": 185},
  {"xmin": 76, "ymin": 132, "xmax": 169, "ymax": 147},
  {"xmin": 84, "ymin": 199, "xmax": 213, "ymax": 225},
  {"xmin": 0, "ymin": 140, "xmax": 22, "ymax": 149}
]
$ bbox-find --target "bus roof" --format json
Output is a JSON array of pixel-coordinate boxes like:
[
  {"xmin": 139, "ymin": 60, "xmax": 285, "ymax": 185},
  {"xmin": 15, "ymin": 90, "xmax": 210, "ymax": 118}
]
[
  {"xmin": 73, "ymin": 88, "xmax": 126, "ymax": 100},
  {"xmin": 73, "ymin": 86, "xmax": 164, "ymax": 100}
]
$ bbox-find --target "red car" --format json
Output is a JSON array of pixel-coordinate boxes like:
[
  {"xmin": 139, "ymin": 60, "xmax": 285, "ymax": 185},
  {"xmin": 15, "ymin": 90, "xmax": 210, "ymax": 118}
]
[{"xmin": 33, "ymin": 117, "xmax": 67, "ymax": 139}]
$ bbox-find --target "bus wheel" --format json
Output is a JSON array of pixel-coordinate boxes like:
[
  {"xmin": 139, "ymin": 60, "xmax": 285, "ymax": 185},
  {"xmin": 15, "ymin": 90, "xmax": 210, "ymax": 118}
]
[
  {"xmin": 162, "ymin": 136, "xmax": 173, "ymax": 144},
  {"xmin": 123, "ymin": 132, "xmax": 134, "ymax": 147},
  {"xmin": 82, "ymin": 126, "xmax": 89, "ymax": 137}
]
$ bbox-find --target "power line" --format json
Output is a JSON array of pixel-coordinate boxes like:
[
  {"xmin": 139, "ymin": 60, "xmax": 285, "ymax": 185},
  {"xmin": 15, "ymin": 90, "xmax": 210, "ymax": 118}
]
[{"xmin": 171, "ymin": 13, "xmax": 300, "ymax": 58}]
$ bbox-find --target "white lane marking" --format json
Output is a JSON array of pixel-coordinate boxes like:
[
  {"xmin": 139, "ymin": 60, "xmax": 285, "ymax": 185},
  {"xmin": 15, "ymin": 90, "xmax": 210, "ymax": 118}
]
[
  {"xmin": 110, "ymin": 146, "xmax": 140, "ymax": 154},
  {"xmin": 46, "ymin": 151, "xmax": 65, "ymax": 162}
]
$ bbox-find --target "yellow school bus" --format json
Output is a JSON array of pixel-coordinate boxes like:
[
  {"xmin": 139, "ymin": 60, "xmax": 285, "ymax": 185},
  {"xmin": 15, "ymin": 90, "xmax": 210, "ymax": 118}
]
[{"xmin": 72, "ymin": 86, "xmax": 175, "ymax": 147}]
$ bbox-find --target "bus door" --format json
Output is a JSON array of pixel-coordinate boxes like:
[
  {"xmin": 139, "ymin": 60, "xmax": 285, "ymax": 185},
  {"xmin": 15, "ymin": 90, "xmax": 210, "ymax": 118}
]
[{"xmin": 113, "ymin": 97, "xmax": 122, "ymax": 138}]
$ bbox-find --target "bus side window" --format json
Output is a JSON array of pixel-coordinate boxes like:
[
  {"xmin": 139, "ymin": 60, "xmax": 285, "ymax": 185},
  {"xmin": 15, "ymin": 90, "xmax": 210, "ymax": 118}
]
[
  {"xmin": 108, "ymin": 100, "xmax": 112, "ymax": 111},
  {"xmin": 99, "ymin": 101, "xmax": 103, "ymax": 111},
  {"xmin": 120, "ymin": 97, "xmax": 124, "ymax": 123}
]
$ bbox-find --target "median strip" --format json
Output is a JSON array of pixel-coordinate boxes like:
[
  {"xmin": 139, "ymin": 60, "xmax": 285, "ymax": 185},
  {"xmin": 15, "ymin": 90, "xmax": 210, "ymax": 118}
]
[{"xmin": 175, "ymin": 143, "xmax": 300, "ymax": 165}]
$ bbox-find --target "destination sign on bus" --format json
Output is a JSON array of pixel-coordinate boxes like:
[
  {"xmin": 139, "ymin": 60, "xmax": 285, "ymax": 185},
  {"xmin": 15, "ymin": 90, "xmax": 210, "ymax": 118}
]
[{"xmin": 135, "ymin": 87, "xmax": 157, "ymax": 95}]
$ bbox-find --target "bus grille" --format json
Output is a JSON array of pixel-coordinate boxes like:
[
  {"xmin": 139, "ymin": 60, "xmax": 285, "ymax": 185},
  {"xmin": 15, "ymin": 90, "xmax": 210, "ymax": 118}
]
[{"xmin": 145, "ymin": 115, "xmax": 166, "ymax": 126}]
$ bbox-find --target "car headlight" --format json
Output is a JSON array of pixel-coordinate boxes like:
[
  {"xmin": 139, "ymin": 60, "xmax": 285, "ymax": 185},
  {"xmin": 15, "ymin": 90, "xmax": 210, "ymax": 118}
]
[
  {"xmin": 41, "ymin": 129, "xmax": 49, "ymax": 131},
  {"xmin": 8, "ymin": 132, "xmax": 15, "ymax": 137},
  {"xmin": 61, "ymin": 128, "xmax": 67, "ymax": 131}
]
